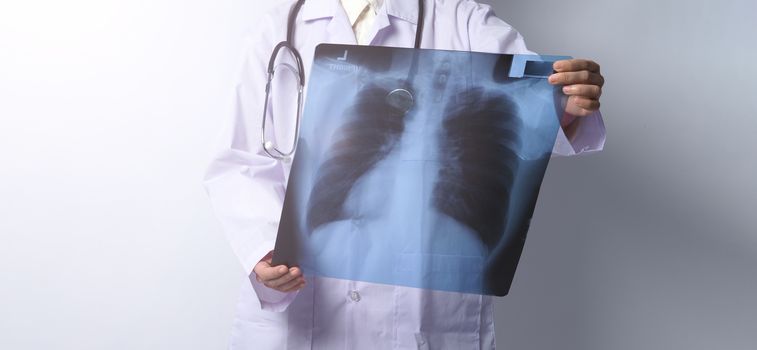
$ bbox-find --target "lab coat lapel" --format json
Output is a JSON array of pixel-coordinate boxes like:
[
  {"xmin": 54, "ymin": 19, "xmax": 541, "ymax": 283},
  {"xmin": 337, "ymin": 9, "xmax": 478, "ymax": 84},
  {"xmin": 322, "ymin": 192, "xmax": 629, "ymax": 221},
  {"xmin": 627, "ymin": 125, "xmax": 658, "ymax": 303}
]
[
  {"xmin": 302, "ymin": 0, "xmax": 357, "ymax": 45},
  {"xmin": 302, "ymin": 0, "xmax": 335, "ymax": 22},
  {"xmin": 385, "ymin": 0, "xmax": 419, "ymax": 25},
  {"xmin": 367, "ymin": 0, "xmax": 420, "ymax": 46},
  {"xmin": 364, "ymin": 2, "xmax": 391, "ymax": 46},
  {"xmin": 327, "ymin": 5, "xmax": 358, "ymax": 45}
]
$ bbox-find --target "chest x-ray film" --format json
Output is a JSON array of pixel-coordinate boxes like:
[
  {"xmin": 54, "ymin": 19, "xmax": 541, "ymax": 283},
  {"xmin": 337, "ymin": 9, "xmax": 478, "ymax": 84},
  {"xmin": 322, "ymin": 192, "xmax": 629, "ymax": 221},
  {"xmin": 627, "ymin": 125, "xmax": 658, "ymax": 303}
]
[{"xmin": 272, "ymin": 44, "xmax": 569, "ymax": 296}]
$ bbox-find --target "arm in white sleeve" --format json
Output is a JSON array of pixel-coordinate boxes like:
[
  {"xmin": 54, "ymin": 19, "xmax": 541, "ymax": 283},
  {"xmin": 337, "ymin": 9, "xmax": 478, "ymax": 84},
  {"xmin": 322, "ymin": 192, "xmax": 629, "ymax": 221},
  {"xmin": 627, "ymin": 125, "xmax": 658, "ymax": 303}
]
[
  {"xmin": 202, "ymin": 14, "xmax": 299, "ymax": 312},
  {"xmin": 464, "ymin": 1, "xmax": 606, "ymax": 156}
]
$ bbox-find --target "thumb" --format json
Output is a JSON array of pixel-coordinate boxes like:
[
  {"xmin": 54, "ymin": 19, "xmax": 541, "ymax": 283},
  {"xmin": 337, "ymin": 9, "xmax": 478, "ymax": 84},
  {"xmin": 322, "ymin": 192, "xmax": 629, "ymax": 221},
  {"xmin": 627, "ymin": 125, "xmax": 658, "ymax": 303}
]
[{"xmin": 254, "ymin": 259, "xmax": 272, "ymax": 281}]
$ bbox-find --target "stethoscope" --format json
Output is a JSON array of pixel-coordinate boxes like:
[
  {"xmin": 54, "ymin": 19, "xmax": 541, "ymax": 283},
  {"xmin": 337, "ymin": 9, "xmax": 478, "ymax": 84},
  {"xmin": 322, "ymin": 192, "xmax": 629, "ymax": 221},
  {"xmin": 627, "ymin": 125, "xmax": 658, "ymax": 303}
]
[{"xmin": 261, "ymin": 0, "xmax": 426, "ymax": 160}]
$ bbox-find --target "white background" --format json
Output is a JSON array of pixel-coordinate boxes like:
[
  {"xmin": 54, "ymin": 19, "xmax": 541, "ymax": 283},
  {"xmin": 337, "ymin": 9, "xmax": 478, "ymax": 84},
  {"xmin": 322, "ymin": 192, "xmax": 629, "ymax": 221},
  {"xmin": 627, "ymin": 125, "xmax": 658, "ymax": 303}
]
[
  {"xmin": 1, "ymin": 0, "xmax": 756, "ymax": 349},
  {"xmin": 1, "ymin": 0, "xmax": 260, "ymax": 348}
]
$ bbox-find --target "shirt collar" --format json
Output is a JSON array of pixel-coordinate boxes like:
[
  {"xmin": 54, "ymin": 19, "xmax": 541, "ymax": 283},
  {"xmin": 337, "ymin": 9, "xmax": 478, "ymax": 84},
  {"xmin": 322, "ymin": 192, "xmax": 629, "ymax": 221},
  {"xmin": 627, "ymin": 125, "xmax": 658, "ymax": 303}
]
[
  {"xmin": 302, "ymin": 0, "xmax": 418, "ymax": 24},
  {"xmin": 341, "ymin": 0, "xmax": 370, "ymax": 26}
]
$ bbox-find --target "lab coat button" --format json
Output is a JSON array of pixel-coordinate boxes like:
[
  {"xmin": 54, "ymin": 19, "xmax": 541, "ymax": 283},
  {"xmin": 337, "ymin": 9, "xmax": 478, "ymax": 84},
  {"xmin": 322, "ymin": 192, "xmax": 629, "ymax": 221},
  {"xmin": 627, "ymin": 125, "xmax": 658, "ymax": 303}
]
[{"xmin": 349, "ymin": 290, "xmax": 361, "ymax": 302}]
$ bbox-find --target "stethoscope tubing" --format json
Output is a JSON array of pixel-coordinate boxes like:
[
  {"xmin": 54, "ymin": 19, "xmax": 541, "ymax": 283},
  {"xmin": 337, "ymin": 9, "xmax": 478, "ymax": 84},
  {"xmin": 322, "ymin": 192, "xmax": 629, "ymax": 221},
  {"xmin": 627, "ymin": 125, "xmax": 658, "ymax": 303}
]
[{"xmin": 262, "ymin": 0, "xmax": 425, "ymax": 160}]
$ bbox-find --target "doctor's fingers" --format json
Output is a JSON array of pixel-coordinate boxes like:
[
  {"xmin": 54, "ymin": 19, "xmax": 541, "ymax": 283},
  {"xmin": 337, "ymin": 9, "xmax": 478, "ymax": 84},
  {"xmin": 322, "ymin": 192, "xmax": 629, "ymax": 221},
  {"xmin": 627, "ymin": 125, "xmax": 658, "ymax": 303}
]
[
  {"xmin": 262, "ymin": 268, "xmax": 303, "ymax": 288},
  {"xmin": 548, "ymin": 71, "xmax": 604, "ymax": 87},
  {"xmin": 565, "ymin": 96, "xmax": 600, "ymax": 117},
  {"xmin": 569, "ymin": 95, "xmax": 601, "ymax": 111},
  {"xmin": 278, "ymin": 277, "xmax": 307, "ymax": 292},
  {"xmin": 562, "ymin": 84, "xmax": 602, "ymax": 99},
  {"xmin": 254, "ymin": 260, "xmax": 291, "ymax": 281},
  {"xmin": 553, "ymin": 59, "xmax": 601, "ymax": 73}
]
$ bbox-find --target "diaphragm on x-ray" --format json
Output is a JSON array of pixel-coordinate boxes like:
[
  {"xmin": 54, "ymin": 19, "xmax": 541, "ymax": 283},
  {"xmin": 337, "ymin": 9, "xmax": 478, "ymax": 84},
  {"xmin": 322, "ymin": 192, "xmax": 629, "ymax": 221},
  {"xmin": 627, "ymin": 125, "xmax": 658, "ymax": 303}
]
[{"xmin": 272, "ymin": 44, "xmax": 569, "ymax": 296}]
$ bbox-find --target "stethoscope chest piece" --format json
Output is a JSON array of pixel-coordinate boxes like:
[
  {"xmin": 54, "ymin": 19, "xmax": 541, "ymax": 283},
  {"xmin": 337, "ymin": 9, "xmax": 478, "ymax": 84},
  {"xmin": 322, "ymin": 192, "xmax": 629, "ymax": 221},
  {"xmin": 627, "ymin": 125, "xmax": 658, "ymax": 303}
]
[{"xmin": 386, "ymin": 88, "xmax": 414, "ymax": 114}]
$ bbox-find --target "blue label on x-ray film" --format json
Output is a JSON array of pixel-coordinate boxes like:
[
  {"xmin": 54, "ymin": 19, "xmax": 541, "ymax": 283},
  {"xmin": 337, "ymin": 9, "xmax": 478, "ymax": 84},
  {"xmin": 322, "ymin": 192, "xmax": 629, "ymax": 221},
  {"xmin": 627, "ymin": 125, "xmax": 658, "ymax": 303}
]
[{"xmin": 273, "ymin": 44, "xmax": 570, "ymax": 296}]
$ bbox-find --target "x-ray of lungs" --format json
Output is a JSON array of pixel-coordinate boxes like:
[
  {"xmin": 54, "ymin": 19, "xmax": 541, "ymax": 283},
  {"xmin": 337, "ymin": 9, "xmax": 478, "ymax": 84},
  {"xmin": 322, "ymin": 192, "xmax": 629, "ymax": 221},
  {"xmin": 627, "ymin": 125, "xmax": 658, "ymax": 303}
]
[{"xmin": 272, "ymin": 44, "xmax": 570, "ymax": 296}]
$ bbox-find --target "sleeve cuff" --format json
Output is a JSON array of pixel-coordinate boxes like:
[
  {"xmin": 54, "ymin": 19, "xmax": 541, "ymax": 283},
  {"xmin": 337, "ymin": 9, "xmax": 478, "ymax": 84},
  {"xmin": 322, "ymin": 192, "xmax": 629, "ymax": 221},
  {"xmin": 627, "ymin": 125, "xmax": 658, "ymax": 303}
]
[
  {"xmin": 552, "ymin": 110, "xmax": 606, "ymax": 157},
  {"xmin": 247, "ymin": 243, "xmax": 300, "ymax": 312}
]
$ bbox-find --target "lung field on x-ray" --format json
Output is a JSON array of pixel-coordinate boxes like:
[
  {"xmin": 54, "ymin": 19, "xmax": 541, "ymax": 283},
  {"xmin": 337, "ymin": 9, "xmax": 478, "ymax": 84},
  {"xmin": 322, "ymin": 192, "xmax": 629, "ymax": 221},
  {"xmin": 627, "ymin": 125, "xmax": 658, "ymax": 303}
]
[
  {"xmin": 433, "ymin": 87, "xmax": 522, "ymax": 250},
  {"xmin": 306, "ymin": 84, "xmax": 408, "ymax": 232}
]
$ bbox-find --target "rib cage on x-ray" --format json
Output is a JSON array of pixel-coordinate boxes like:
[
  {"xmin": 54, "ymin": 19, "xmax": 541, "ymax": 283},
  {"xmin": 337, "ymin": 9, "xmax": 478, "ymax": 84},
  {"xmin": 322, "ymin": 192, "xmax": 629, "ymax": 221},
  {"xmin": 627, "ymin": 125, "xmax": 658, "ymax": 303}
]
[
  {"xmin": 433, "ymin": 87, "xmax": 521, "ymax": 250},
  {"xmin": 306, "ymin": 81, "xmax": 522, "ymax": 254},
  {"xmin": 306, "ymin": 84, "xmax": 408, "ymax": 232}
]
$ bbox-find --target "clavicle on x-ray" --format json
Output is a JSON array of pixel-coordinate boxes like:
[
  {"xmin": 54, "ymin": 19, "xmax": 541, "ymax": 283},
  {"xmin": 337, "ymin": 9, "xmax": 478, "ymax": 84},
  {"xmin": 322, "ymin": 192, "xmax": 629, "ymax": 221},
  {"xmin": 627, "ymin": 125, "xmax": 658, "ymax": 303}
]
[{"xmin": 272, "ymin": 44, "xmax": 570, "ymax": 296}]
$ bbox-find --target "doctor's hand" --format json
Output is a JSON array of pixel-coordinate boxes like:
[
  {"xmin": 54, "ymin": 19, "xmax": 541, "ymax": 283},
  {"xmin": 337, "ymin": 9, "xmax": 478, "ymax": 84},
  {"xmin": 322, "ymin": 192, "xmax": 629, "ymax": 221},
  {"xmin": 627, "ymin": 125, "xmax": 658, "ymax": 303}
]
[
  {"xmin": 253, "ymin": 251, "xmax": 306, "ymax": 292},
  {"xmin": 549, "ymin": 59, "xmax": 604, "ymax": 122}
]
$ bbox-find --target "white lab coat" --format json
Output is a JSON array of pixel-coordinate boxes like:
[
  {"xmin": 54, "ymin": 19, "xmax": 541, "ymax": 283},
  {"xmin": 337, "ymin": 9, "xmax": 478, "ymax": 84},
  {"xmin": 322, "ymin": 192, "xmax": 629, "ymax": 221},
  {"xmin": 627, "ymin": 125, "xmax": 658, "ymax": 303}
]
[{"xmin": 202, "ymin": 0, "xmax": 606, "ymax": 349}]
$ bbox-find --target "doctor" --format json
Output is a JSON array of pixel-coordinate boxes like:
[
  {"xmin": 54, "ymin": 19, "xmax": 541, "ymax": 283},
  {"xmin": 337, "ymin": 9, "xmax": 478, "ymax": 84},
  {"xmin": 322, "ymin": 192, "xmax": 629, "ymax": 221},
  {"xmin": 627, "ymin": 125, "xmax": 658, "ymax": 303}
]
[{"xmin": 203, "ymin": 0, "xmax": 606, "ymax": 349}]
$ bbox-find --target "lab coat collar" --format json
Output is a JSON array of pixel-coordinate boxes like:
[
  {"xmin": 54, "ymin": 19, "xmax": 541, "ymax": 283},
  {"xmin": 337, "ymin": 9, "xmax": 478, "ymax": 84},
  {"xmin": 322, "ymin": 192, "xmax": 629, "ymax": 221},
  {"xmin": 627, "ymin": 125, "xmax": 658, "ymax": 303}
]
[
  {"xmin": 385, "ymin": 0, "xmax": 419, "ymax": 24},
  {"xmin": 302, "ymin": 0, "xmax": 338, "ymax": 22},
  {"xmin": 302, "ymin": 0, "xmax": 418, "ymax": 25}
]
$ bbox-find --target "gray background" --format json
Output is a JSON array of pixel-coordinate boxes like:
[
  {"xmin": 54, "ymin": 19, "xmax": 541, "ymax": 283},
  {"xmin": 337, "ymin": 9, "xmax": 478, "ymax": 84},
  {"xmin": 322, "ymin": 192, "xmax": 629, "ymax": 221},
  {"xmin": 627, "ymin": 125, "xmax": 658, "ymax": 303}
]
[
  {"xmin": 0, "ymin": 0, "xmax": 755, "ymax": 349},
  {"xmin": 482, "ymin": 0, "xmax": 757, "ymax": 349}
]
